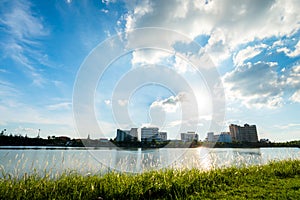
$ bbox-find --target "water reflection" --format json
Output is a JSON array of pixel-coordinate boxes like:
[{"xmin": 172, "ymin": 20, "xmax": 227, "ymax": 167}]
[
  {"xmin": 0, "ymin": 147, "xmax": 299, "ymax": 177},
  {"xmin": 205, "ymin": 148, "xmax": 262, "ymax": 169}
]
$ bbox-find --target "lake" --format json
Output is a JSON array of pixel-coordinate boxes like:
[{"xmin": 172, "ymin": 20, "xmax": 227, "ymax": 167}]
[{"xmin": 0, "ymin": 147, "xmax": 299, "ymax": 178}]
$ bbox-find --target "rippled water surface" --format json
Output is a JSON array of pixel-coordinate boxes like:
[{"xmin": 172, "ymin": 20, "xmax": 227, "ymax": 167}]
[{"xmin": 0, "ymin": 147, "xmax": 299, "ymax": 177}]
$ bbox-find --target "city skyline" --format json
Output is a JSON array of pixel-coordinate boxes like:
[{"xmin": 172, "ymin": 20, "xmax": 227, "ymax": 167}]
[
  {"xmin": 0, "ymin": 123, "xmax": 260, "ymax": 143},
  {"xmin": 0, "ymin": 1, "xmax": 300, "ymax": 142}
]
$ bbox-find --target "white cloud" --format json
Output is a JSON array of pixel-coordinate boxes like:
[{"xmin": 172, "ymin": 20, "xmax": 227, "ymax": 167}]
[
  {"xmin": 131, "ymin": 49, "xmax": 170, "ymax": 67},
  {"xmin": 289, "ymin": 41, "xmax": 300, "ymax": 57},
  {"xmin": 0, "ymin": 101, "xmax": 74, "ymax": 128},
  {"xmin": 223, "ymin": 62, "xmax": 284, "ymax": 109},
  {"xmin": 277, "ymin": 41, "xmax": 300, "ymax": 57},
  {"xmin": 47, "ymin": 102, "xmax": 72, "ymax": 111},
  {"xmin": 132, "ymin": 0, "xmax": 153, "ymax": 16},
  {"xmin": 290, "ymin": 90, "xmax": 300, "ymax": 103},
  {"xmin": 101, "ymin": 9, "xmax": 109, "ymax": 13},
  {"xmin": 234, "ymin": 44, "xmax": 266, "ymax": 66},
  {"xmin": 104, "ymin": 100, "xmax": 111, "ymax": 105},
  {"xmin": 224, "ymin": 63, "xmax": 300, "ymax": 107},
  {"xmin": 0, "ymin": 0, "xmax": 50, "ymax": 86},
  {"xmin": 286, "ymin": 65, "xmax": 300, "ymax": 87},
  {"xmin": 292, "ymin": 65, "xmax": 300, "ymax": 73},
  {"xmin": 167, "ymin": 120, "xmax": 182, "ymax": 127},
  {"xmin": 277, "ymin": 47, "xmax": 290, "ymax": 54},
  {"xmin": 274, "ymin": 123, "xmax": 300, "ymax": 130},
  {"xmin": 272, "ymin": 40, "xmax": 284, "ymax": 47},
  {"xmin": 173, "ymin": 53, "xmax": 197, "ymax": 74},
  {"xmin": 101, "ymin": 0, "xmax": 116, "ymax": 6},
  {"xmin": 14, "ymin": 127, "xmax": 37, "ymax": 133},
  {"xmin": 204, "ymin": 28, "xmax": 231, "ymax": 65},
  {"xmin": 0, "ymin": 1, "xmax": 48, "ymax": 39},
  {"xmin": 118, "ymin": 99, "xmax": 128, "ymax": 106},
  {"xmin": 120, "ymin": 0, "xmax": 300, "ymax": 65},
  {"xmin": 150, "ymin": 94, "xmax": 183, "ymax": 113},
  {"xmin": 0, "ymin": 79, "xmax": 19, "ymax": 97},
  {"xmin": 0, "ymin": 80, "xmax": 74, "ymax": 136}
]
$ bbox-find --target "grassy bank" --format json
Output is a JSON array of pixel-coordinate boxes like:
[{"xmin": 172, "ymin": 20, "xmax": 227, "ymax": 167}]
[{"xmin": 0, "ymin": 160, "xmax": 299, "ymax": 200}]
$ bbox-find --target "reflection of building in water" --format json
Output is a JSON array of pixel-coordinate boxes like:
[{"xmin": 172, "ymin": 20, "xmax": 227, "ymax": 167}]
[
  {"xmin": 229, "ymin": 124, "xmax": 258, "ymax": 142},
  {"xmin": 141, "ymin": 127, "xmax": 167, "ymax": 142},
  {"xmin": 181, "ymin": 132, "xmax": 199, "ymax": 142},
  {"xmin": 116, "ymin": 128, "xmax": 138, "ymax": 142},
  {"xmin": 206, "ymin": 132, "xmax": 232, "ymax": 143}
]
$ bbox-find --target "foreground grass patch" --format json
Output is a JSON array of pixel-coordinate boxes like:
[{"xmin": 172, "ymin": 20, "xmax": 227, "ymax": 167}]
[{"xmin": 0, "ymin": 160, "xmax": 300, "ymax": 199}]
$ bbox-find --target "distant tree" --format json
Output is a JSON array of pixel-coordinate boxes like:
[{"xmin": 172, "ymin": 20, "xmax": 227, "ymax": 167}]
[
  {"xmin": 0, "ymin": 129, "xmax": 6, "ymax": 136},
  {"xmin": 151, "ymin": 139, "xmax": 156, "ymax": 145}
]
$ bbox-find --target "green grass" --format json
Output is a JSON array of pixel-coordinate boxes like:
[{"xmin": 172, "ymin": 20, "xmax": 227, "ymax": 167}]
[{"xmin": 0, "ymin": 160, "xmax": 299, "ymax": 199}]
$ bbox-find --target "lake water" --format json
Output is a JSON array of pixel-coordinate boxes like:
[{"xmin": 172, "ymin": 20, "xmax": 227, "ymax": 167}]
[{"xmin": 0, "ymin": 147, "xmax": 299, "ymax": 178}]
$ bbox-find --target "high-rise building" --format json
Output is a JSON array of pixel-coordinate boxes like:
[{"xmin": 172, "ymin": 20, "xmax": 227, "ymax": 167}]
[
  {"xmin": 229, "ymin": 124, "xmax": 258, "ymax": 142},
  {"xmin": 141, "ymin": 127, "xmax": 167, "ymax": 142},
  {"xmin": 116, "ymin": 128, "xmax": 138, "ymax": 142},
  {"xmin": 129, "ymin": 128, "xmax": 138, "ymax": 139},
  {"xmin": 141, "ymin": 127, "xmax": 159, "ymax": 142},
  {"xmin": 158, "ymin": 132, "xmax": 167, "ymax": 141},
  {"xmin": 219, "ymin": 132, "xmax": 232, "ymax": 143},
  {"xmin": 206, "ymin": 132, "xmax": 232, "ymax": 143},
  {"xmin": 181, "ymin": 132, "xmax": 199, "ymax": 142},
  {"xmin": 207, "ymin": 132, "xmax": 214, "ymax": 142}
]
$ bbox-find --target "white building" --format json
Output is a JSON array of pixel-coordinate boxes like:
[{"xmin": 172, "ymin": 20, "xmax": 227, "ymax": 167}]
[
  {"xmin": 206, "ymin": 132, "xmax": 232, "ymax": 143},
  {"xmin": 141, "ymin": 127, "xmax": 167, "ymax": 142},
  {"xmin": 207, "ymin": 132, "xmax": 214, "ymax": 142},
  {"xmin": 141, "ymin": 127, "xmax": 158, "ymax": 142},
  {"xmin": 181, "ymin": 132, "xmax": 199, "ymax": 142}
]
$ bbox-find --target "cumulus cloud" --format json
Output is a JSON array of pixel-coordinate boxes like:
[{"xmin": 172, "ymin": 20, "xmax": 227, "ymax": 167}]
[
  {"xmin": 131, "ymin": 49, "xmax": 170, "ymax": 67},
  {"xmin": 286, "ymin": 65, "xmax": 300, "ymax": 103},
  {"xmin": 150, "ymin": 94, "xmax": 184, "ymax": 113},
  {"xmin": 173, "ymin": 54, "xmax": 196, "ymax": 74},
  {"xmin": 279, "ymin": 40, "xmax": 300, "ymax": 58},
  {"xmin": 290, "ymin": 90, "xmax": 300, "ymax": 103},
  {"xmin": 120, "ymin": 0, "xmax": 300, "ymax": 65},
  {"xmin": 233, "ymin": 44, "xmax": 267, "ymax": 66},
  {"xmin": 224, "ymin": 62, "xmax": 300, "ymax": 107},
  {"xmin": 286, "ymin": 65, "xmax": 300, "ymax": 87},
  {"xmin": 223, "ymin": 62, "xmax": 284, "ymax": 108}
]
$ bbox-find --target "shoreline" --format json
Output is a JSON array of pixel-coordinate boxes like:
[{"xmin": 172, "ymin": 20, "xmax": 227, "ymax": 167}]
[
  {"xmin": 0, "ymin": 144, "xmax": 299, "ymax": 150},
  {"xmin": 1, "ymin": 159, "xmax": 299, "ymax": 199},
  {"xmin": 1, "ymin": 134, "xmax": 299, "ymax": 149}
]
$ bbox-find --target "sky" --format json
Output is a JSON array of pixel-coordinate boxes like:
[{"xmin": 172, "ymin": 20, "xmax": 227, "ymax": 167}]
[{"xmin": 0, "ymin": 0, "xmax": 300, "ymax": 142}]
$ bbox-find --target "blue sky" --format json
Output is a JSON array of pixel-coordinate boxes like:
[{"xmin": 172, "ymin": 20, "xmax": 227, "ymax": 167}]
[{"xmin": 0, "ymin": 0, "xmax": 300, "ymax": 142}]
